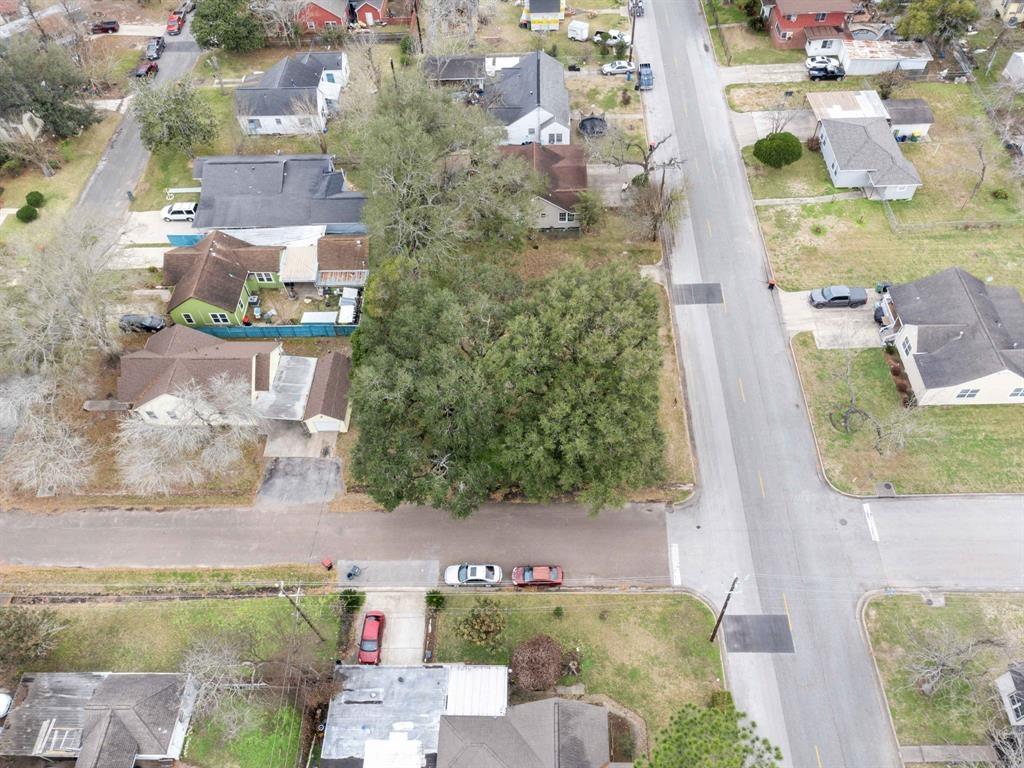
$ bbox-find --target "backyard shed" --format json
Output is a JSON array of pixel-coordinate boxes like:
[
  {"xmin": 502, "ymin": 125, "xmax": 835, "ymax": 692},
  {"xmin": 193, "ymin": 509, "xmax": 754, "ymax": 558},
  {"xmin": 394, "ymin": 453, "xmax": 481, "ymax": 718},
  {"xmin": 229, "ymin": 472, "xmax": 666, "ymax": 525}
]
[
  {"xmin": 838, "ymin": 39, "xmax": 932, "ymax": 75},
  {"xmin": 882, "ymin": 98, "xmax": 934, "ymax": 139},
  {"xmin": 1003, "ymin": 51, "xmax": 1024, "ymax": 84}
]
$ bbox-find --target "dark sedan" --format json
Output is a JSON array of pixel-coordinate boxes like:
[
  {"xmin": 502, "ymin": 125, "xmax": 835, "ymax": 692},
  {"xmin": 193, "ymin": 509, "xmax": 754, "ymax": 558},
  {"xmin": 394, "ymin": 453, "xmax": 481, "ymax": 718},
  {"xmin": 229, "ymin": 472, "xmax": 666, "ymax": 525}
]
[
  {"xmin": 89, "ymin": 19, "xmax": 119, "ymax": 33},
  {"xmin": 808, "ymin": 64, "xmax": 846, "ymax": 81},
  {"xmin": 131, "ymin": 61, "xmax": 159, "ymax": 78},
  {"xmin": 808, "ymin": 285, "xmax": 868, "ymax": 308},
  {"xmin": 144, "ymin": 36, "xmax": 165, "ymax": 60}
]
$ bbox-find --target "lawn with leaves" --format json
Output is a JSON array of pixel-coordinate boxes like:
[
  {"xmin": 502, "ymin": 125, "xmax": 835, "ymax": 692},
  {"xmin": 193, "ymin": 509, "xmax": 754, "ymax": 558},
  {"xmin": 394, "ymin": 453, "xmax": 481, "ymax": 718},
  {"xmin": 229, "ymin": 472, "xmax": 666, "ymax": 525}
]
[
  {"xmin": 791, "ymin": 332, "xmax": 1024, "ymax": 494},
  {"xmin": 742, "ymin": 145, "xmax": 837, "ymax": 199},
  {"xmin": 865, "ymin": 593, "xmax": 1024, "ymax": 745},
  {"xmin": 186, "ymin": 703, "xmax": 305, "ymax": 768},
  {"xmin": 711, "ymin": 25, "xmax": 805, "ymax": 66},
  {"xmin": 434, "ymin": 593, "xmax": 721, "ymax": 732}
]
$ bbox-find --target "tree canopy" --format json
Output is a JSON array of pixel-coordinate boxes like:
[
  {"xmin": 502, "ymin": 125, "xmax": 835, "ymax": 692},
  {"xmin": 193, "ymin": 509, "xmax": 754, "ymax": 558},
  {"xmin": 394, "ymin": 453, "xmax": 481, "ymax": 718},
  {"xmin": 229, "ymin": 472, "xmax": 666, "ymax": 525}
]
[
  {"xmin": 753, "ymin": 131, "xmax": 802, "ymax": 169},
  {"xmin": 636, "ymin": 704, "xmax": 783, "ymax": 768},
  {"xmin": 897, "ymin": 0, "xmax": 978, "ymax": 45},
  {"xmin": 132, "ymin": 77, "xmax": 218, "ymax": 158},
  {"xmin": 0, "ymin": 37, "xmax": 96, "ymax": 138},
  {"xmin": 191, "ymin": 0, "xmax": 266, "ymax": 52}
]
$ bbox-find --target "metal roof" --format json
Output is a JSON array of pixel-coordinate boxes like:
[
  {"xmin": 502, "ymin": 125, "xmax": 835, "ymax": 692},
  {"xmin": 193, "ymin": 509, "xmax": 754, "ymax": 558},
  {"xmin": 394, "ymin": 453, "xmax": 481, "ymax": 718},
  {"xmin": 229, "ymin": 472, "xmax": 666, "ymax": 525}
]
[{"xmin": 444, "ymin": 666, "xmax": 508, "ymax": 717}]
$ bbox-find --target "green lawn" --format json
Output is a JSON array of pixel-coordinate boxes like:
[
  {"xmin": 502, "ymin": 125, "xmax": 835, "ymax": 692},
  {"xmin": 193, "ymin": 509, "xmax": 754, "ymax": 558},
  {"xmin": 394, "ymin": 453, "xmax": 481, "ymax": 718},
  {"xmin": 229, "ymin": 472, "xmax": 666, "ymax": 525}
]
[
  {"xmin": 703, "ymin": 0, "xmax": 749, "ymax": 25},
  {"xmin": 711, "ymin": 25, "xmax": 805, "ymax": 66},
  {"xmin": 792, "ymin": 332, "xmax": 1024, "ymax": 494},
  {"xmin": 743, "ymin": 145, "xmax": 837, "ymax": 199},
  {"xmin": 865, "ymin": 594, "xmax": 1024, "ymax": 745},
  {"xmin": 434, "ymin": 593, "xmax": 721, "ymax": 732},
  {"xmin": 186, "ymin": 703, "xmax": 305, "ymax": 768}
]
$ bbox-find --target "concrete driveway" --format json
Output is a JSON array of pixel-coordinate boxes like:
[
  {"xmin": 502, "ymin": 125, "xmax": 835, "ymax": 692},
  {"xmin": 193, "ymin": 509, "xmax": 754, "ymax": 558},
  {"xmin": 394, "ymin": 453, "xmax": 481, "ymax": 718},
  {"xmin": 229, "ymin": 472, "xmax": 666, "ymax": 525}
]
[
  {"xmin": 263, "ymin": 421, "xmax": 337, "ymax": 459},
  {"xmin": 255, "ymin": 457, "xmax": 342, "ymax": 507},
  {"xmin": 779, "ymin": 289, "xmax": 880, "ymax": 349},
  {"xmin": 352, "ymin": 591, "xmax": 427, "ymax": 666},
  {"xmin": 731, "ymin": 109, "xmax": 816, "ymax": 147},
  {"xmin": 588, "ymin": 163, "xmax": 635, "ymax": 207}
]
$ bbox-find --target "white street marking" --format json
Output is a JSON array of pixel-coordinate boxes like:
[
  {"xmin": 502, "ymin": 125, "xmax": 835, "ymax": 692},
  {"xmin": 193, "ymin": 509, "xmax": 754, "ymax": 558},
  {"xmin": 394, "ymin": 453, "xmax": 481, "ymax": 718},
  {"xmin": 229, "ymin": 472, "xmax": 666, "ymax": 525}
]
[
  {"xmin": 863, "ymin": 503, "xmax": 879, "ymax": 542},
  {"xmin": 671, "ymin": 543, "xmax": 682, "ymax": 586}
]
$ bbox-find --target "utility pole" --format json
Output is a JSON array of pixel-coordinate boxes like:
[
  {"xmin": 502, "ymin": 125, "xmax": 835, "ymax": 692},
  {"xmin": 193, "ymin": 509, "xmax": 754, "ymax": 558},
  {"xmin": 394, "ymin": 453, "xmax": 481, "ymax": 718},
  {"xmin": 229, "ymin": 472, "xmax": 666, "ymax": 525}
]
[
  {"xmin": 278, "ymin": 582, "xmax": 327, "ymax": 643},
  {"xmin": 412, "ymin": 0, "xmax": 424, "ymax": 52},
  {"xmin": 708, "ymin": 575, "xmax": 739, "ymax": 643},
  {"xmin": 627, "ymin": 7, "xmax": 637, "ymax": 66}
]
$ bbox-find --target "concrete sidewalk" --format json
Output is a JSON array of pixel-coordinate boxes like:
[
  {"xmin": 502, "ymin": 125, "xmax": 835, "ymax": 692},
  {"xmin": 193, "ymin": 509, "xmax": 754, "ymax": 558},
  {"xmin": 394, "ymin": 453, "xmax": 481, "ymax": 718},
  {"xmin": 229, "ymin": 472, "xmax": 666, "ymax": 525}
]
[
  {"xmin": 754, "ymin": 191, "xmax": 862, "ymax": 206},
  {"xmin": 900, "ymin": 745, "xmax": 997, "ymax": 763}
]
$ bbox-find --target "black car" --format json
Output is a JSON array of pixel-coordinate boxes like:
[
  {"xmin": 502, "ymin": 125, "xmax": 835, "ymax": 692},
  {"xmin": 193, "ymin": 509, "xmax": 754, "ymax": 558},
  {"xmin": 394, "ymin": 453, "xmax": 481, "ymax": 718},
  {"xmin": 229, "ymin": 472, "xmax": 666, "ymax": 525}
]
[
  {"xmin": 119, "ymin": 314, "xmax": 166, "ymax": 333},
  {"xmin": 808, "ymin": 285, "xmax": 868, "ymax": 308},
  {"xmin": 144, "ymin": 36, "xmax": 165, "ymax": 60},
  {"xmin": 89, "ymin": 19, "xmax": 119, "ymax": 33},
  {"xmin": 808, "ymin": 64, "xmax": 845, "ymax": 81}
]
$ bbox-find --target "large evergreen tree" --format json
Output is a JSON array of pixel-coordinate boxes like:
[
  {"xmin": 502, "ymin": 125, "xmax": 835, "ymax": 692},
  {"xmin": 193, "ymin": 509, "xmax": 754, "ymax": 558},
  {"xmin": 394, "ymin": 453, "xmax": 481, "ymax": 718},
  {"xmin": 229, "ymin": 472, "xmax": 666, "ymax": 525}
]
[
  {"xmin": 191, "ymin": 0, "xmax": 266, "ymax": 52},
  {"xmin": 637, "ymin": 704, "xmax": 783, "ymax": 768},
  {"xmin": 0, "ymin": 38, "xmax": 96, "ymax": 138}
]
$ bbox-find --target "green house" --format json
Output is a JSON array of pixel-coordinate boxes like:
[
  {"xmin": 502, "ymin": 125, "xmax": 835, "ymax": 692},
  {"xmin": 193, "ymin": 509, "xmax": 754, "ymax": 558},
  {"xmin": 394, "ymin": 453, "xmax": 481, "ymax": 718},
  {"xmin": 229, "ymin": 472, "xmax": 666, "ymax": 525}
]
[{"xmin": 164, "ymin": 232, "xmax": 284, "ymax": 327}]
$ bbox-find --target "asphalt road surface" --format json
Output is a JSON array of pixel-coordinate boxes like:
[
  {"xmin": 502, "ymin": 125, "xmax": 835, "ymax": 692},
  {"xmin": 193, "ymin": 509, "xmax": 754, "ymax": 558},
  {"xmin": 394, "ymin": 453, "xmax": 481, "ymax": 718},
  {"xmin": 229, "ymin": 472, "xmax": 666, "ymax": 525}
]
[{"xmin": 78, "ymin": 21, "xmax": 202, "ymax": 216}]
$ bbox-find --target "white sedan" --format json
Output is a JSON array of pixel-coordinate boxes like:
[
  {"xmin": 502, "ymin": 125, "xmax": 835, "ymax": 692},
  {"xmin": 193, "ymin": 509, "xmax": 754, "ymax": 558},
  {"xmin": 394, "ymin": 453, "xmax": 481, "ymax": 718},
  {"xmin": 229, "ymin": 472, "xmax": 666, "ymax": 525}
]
[
  {"xmin": 444, "ymin": 563, "xmax": 503, "ymax": 586},
  {"xmin": 601, "ymin": 60, "xmax": 636, "ymax": 76},
  {"xmin": 161, "ymin": 201, "xmax": 197, "ymax": 221},
  {"xmin": 805, "ymin": 56, "xmax": 838, "ymax": 70}
]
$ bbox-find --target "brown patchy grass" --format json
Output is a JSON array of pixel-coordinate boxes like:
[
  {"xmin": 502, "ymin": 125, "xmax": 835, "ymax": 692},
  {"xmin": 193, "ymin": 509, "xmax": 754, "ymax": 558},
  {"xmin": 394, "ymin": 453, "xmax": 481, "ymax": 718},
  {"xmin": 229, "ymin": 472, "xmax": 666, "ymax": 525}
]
[
  {"xmin": 726, "ymin": 78, "xmax": 879, "ymax": 112},
  {"xmin": 567, "ymin": 73, "xmax": 642, "ymax": 115},
  {"xmin": 434, "ymin": 593, "xmax": 722, "ymax": 732},
  {"xmin": 866, "ymin": 593, "xmax": 1024, "ymax": 745}
]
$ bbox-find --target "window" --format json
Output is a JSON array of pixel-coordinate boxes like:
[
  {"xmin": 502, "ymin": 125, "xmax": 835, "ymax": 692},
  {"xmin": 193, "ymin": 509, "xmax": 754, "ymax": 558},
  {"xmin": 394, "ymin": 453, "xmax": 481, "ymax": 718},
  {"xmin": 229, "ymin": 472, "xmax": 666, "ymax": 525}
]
[
  {"xmin": 144, "ymin": 411, "xmax": 158, "ymax": 420},
  {"xmin": 210, "ymin": 313, "xmax": 231, "ymax": 325},
  {"xmin": 527, "ymin": 127, "xmax": 536, "ymax": 135},
  {"xmin": 181, "ymin": 312, "xmax": 195, "ymax": 325},
  {"xmin": 253, "ymin": 272, "xmax": 275, "ymax": 283},
  {"xmin": 307, "ymin": 20, "xmax": 316, "ymax": 29},
  {"xmin": 785, "ymin": 13, "xmax": 796, "ymax": 20},
  {"xmin": 775, "ymin": 21, "xmax": 782, "ymax": 35},
  {"xmin": 955, "ymin": 388, "xmax": 980, "ymax": 399},
  {"xmin": 275, "ymin": 118, "xmax": 282, "ymax": 125},
  {"xmin": 901, "ymin": 337, "xmax": 912, "ymax": 356},
  {"xmin": 167, "ymin": 410, "xmax": 178, "ymax": 421},
  {"xmin": 548, "ymin": 132, "xmax": 563, "ymax": 143},
  {"xmin": 1011, "ymin": 692, "xmax": 1024, "ymax": 722},
  {"xmin": 558, "ymin": 211, "xmax": 577, "ymax": 222},
  {"xmin": 814, "ymin": 11, "xmax": 827, "ymax": 20},
  {"xmin": 325, "ymin": 20, "xmax": 336, "ymax": 27},
  {"xmin": 1010, "ymin": 388, "xmax": 1024, "ymax": 398},
  {"xmin": 325, "ymin": 72, "xmax": 335, "ymax": 82},
  {"xmin": 821, "ymin": 39, "xmax": 833, "ymax": 48},
  {"xmin": 48, "ymin": 728, "xmax": 81, "ymax": 752}
]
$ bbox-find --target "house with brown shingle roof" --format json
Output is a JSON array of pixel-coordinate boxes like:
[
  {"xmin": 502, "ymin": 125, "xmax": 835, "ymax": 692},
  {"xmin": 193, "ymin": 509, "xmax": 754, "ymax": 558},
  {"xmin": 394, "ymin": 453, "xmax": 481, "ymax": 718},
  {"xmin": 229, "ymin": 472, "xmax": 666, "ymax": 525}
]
[
  {"xmin": 117, "ymin": 326, "xmax": 352, "ymax": 431},
  {"xmin": 498, "ymin": 144, "xmax": 587, "ymax": 230}
]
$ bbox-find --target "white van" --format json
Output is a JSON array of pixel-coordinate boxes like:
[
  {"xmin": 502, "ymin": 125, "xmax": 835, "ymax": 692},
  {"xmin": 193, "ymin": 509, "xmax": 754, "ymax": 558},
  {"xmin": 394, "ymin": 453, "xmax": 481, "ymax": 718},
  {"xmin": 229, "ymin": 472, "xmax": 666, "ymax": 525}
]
[{"xmin": 567, "ymin": 19, "xmax": 589, "ymax": 41}]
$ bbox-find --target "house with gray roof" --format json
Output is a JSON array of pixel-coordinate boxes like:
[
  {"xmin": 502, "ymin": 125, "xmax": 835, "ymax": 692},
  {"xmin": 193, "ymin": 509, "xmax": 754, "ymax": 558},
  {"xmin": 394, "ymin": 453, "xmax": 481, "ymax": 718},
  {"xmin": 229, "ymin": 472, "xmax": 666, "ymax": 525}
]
[
  {"xmin": 235, "ymin": 52, "xmax": 348, "ymax": 136},
  {"xmin": 486, "ymin": 52, "xmax": 570, "ymax": 146},
  {"xmin": 192, "ymin": 154, "xmax": 366, "ymax": 242},
  {"xmin": 0, "ymin": 672, "xmax": 196, "ymax": 768},
  {"xmin": 817, "ymin": 117, "xmax": 922, "ymax": 200},
  {"xmin": 879, "ymin": 268, "xmax": 1024, "ymax": 405},
  {"xmin": 996, "ymin": 662, "xmax": 1024, "ymax": 729}
]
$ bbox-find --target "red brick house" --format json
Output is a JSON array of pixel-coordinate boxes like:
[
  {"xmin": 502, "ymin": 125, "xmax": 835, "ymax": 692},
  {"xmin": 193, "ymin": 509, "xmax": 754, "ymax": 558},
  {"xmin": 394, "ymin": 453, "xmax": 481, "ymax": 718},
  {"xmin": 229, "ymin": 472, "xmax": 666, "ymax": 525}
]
[
  {"xmin": 351, "ymin": 0, "xmax": 386, "ymax": 24},
  {"xmin": 761, "ymin": 0, "xmax": 858, "ymax": 49},
  {"xmin": 298, "ymin": 0, "xmax": 409, "ymax": 30},
  {"xmin": 298, "ymin": 0, "xmax": 348, "ymax": 32}
]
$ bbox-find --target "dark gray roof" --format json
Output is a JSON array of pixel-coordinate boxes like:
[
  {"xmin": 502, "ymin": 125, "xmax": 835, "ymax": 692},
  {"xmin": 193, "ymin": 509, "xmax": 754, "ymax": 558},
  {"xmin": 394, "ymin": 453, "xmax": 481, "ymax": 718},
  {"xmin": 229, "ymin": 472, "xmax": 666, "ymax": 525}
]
[
  {"xmin": 1012, "ymin": 663, "xmax": 1024, "ymax": 695},
  {"xmin": 235, "ymin": 52, "xmax": 345, "ymax": 117},
  {"xmin": 889, "ymin": 267, "xmax": 1024, "ymax": 387},
  {"xmin": 820, "ymin": 117, "xmax": 921, "ymax": 186},
  {"xmin": 883, "ymin": 98, "xmax": 934, "ymax": 126},
  {"xmin": 235, "ymin": 86, "xmax": 318, "ymax": 117},
  {"xmin": 0, "ymin": 673, "xmax": 193, "ymax": 764},
  {"xmin": 438, "ymin": 699, "xmax": 610, "ymax": 768},
  {"xmin": 193, "ymin": 155, "xmax": 366, "ymax": 230},
  {"xmin": 487, "ymin": 52, "xmax": 570, "ymax": 130},
  {"xmin": 423, "ymin": 55, "xmax": 487, "ymax": 82},
  {"xmin": 528, "ymin": 0, "xmax": 561, "ymax": 13}
]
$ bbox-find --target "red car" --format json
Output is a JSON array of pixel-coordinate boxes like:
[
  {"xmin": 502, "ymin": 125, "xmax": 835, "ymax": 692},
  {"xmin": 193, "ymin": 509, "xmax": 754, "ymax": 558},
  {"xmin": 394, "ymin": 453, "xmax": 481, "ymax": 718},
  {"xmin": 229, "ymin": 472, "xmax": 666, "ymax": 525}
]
[
  {"xmin": 166, "ymin": 13, "xmax": 184, "ymax": 35},
  {"xmin": 512, "ymin": 565, "xmax": 563, "ymax": 587},
  {"xmin": 357, "ymin": 611, "xmax": 385, "ymax": 664},
  {"xmin": 131, "ymin": 61, "xmax": 159, "ymax": 78}
]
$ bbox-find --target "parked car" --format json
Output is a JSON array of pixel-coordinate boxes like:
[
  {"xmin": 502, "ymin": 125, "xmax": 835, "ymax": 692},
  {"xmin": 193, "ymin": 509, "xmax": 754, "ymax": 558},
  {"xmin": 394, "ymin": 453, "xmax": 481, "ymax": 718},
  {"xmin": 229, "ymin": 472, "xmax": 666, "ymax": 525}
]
[
  {"xmin": 132, "ymin": 61, "xmax": 159, "ymax": 78},
  {"xmin": 805, "ymin": 55, "xmax": 838, "ymax": 69},
  {"xmin": 357, "ymin": 611, "xmax": 385, "ymax": 664},
  {"xmin": 161, "ymin": 201, "xmax": 197, "ymax": 221},
  {"xmin": 511, "ymin": 565, "xmax": 563, "ymax": 587},
  {"xmin": 444, "ymin": 563, "xmax": 502, "ymax": 586},
  {"xmin": 603, "ymin": 28, "xmax": 626, "ymax": 44},
  {"xmin": 636, "ymin": 62, "xmax": 654, "ymax": 90},
  {"xmin": 808, "ymin": 285, "xmax": 868, "ymax": 308},
  {"xmin": 176, "ymin": 0, "xmax": 196, "ymax": 13},
  {"xmin": 873, "ymin": 302, "xmax": 885, "ymax": 324},
  {"xmin": 119, "ymin": 314, "xmax": 167, "ymax": 333},
  {"xmin": 89, "ymin": 19, "xmax": 119, "ymax": 33},
  {"xmin": 601, "ymin": 60, "xmax": 636, "ymax": 76},
  {"xmin": 808, "ymin": 64, "xmax": 845, "ymax": 81},
  {"xmin": 166, "ymin": 13, "xmax": 185, "ymax": 35},
  {"xmin": 144, "ymin": 36, "xmax": 165, "ymax": 60}
]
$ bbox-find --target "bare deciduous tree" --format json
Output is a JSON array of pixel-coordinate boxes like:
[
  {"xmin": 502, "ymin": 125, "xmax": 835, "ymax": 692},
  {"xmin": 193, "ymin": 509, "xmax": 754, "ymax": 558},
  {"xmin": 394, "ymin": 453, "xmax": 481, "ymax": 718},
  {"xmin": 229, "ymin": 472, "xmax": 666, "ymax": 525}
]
[
  {"xmin": 628, "ymin": 178, "xmax": 682, "ymax": 242},
  {"xmin": 990, "ymin": 725, "xmax": 1024, "ymax": 768},
  {"xmin": 115, "ymin": 374, "xmax": 266, "ymax": 495},
  {"xmin": 291, "ymin": 91, "xmax": 329, "ymax": 153},
  {"xmin": 181, "ymin": 632, "xmax": 261, "ymax": 739},
  {"xmin": 588, "ymin": 130, "xmax": 680, "ymax": 183},
  {"xmin": 904, "ymin": 623, "xmax": 995, "ymax": 698},
  {"xmin": 425, "ymin": 0, "xmax": 479, "ymax": 48},
  {"xmin": 250, "ymin": 0, "xmax": 306, "ymax": 45},
  {"xmin": 0, "ymin": 130, "xmax": 57, "ymax": 176},
  {"xmin": 961, "ymin": 142, "xmax": 987, "ymax": 211}
]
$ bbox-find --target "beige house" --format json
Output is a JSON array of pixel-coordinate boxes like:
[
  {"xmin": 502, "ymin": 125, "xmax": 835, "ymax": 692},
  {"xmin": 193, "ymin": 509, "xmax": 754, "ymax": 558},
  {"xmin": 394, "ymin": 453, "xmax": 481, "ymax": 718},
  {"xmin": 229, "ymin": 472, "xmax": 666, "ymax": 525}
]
[
  {"xmin": 880, "ymin": 268, "xmax": 1024, "ymax": 406},
  {"xmin": 499, "ymin": 144, "xmax": 587, "ymax": 230}
]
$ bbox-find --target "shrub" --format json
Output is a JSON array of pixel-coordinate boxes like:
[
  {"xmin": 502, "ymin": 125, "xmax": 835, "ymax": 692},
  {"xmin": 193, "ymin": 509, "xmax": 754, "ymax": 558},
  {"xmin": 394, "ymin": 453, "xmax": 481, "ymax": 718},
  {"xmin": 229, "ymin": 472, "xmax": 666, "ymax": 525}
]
[
  {"xmin": 742, "ymin": 0, "xmax": 759, "ymax": 16},
  {"xmin": 455, "ymin": 597, "xmax": 507, "ymax": 649},
  {"xmin": 752, "ymin": 131, "xmax": 802, "ymax": 169},
  {"xmin": 810, "ymin": 223, "xmax": 826, "ymax": 236},
  {"xmin": 806, "ymin": 135, "xmax": 821, "ymax": 152},
  {"xmin": 991, "ymin": 188, "xmax": 1009, "ymax": 200},
  {"xmin": 425, "ymin": 590, "xmax": 446, "ymax": 611},
  {"xmin": 0, "ymin": 606, "xmax": 68, "ymax": 677},
  {"xmin": 746, "ymin": 14, "xmax": 765, "ymax": 31},
  {"xmin": 709, "ymin": 689, "xmax": 734, "ymax": 711},
  {"xmin": 510, "ymin": 634, "xmax": 564, "ymax": 691},
  {"xmin": 575, "ymin": 190, "xmax": 604, "ymax": 232},
  {"xmin": 1, "ymin": 158, "xmax": 24, "ymax": 176},
  {"xmin": 552, "ymin": 606, "xmax": 564, "ymax": 619},
  {"xmin": 339, "ymin": 588, "xmax": 365, "ymax": 614},
  {"xmin": 548, "ymin": 42, "xmax": 559, "ymax": 58},
  {"xmin": 399, "ymin": 35, "xmax": 416, "ymax": 66},
  {"xmin": 15, "ymin": 205, "xmax": 38, "ymax": 223},
  {"xmin": 25, "ymin": 190, "xmax": 44, "ymax": 207},
  {"xmin": 620, "ymin": 89, "xmax": 632, "ymax": 106},
  {"xmin": 613, "ymin": 40, "xmax": 628, "ymax": 58}
]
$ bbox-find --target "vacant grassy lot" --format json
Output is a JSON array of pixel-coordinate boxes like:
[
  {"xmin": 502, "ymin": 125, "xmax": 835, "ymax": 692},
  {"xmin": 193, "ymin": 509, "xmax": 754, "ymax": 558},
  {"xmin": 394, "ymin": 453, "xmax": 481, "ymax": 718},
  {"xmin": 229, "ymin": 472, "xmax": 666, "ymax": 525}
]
[
  {"xmin": 866, "ymin": 594, "xmax": 1024, "ymax": 745},
  {"xmin": 474, "ymin": 2, "xmax": 622, "ymax": 66},
  {"xmin": 568, "ymin": 73, "xmax": 641, "ymax": 114},
  {"xmin": 712, "ymin": 25, "xmax": 804, "ymax": 66},
  {"xmin": 703, "ymin": 0, "xmax": 748, "ymax": 25},
  {"xmin": 792, "ymin": 333, "xmax": 1024, "ymax": 494},
  {"xmin": 726, "ymin": 78, "xmax": 880, "ymax": 112},
  {"xmin": 186, "ymin": 703, "xmax": 305, "ymax": 768},
  {"xmin": 434, "ymin": 593, "xmax": 721, "ymax": 732},
  {"xmin": 0, "ymin": 113, "xmax": 121, "ymax": 243},
  {"xmin": 743, "ymin": 145, "xmax": 837, "ymax": 199},
  {"xmin": 654, "ymin": 290, "xmax": 694, "ymax": 491}
]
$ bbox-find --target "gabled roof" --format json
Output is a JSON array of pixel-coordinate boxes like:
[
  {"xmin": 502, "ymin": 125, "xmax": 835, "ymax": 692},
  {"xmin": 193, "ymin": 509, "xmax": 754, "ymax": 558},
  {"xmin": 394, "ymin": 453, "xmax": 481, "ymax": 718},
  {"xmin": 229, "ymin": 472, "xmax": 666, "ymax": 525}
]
[
  {"xmin": 882, "ymin": 98, "xmax": 934, "ymax": 126},
  {"xmin": 117, "ymin": 326, "xmax": 278, "ymax": 405},
  {"xmin": 527, "ymin": 0, "xmax": 561, "ymax": 14},
  {"xmin": 774, "ymin": 0, "xmax": 857, "ymax": 15},
  {"xmin": 164, "ymin": 231, "xmax": 283, "ymax": 313},
  {"xmin": 423, "ymin": 55, "xmax": 487, "ymax": 82},
  {"xmin": 499, "ymin": 144, "xmax": 587, "ymax": 212},
  {"xmin": 306, "ymin": 0, "xmax": 348, "ymax": 19},
  {"xmin": 819, "ymin": 117, "xmax": 921, "ymax": 186},
  {"xmin": 353, "ymin": 0, "xmax": 385, "ymax": 9},
  {"xmin": 193, "ymin": 155, "xmax": 367, "ymax": 230},
  {"xmin": 889, "ymin": 268, "xmax": 1024, "ymax": 388},
  {"xmin": 0, "ymin": 673, "xmax": 193, "ymax": 764},
  {"xmin": 235, "ymin": 52, "xmax": 347, "ymax": 117},
  {"xmin": 303, "ymin": 351, "xmax": 351, "ymax": 421},
  {"xmin": 236, "ymin": 87, "xmax": 319, "ymax": 118},
  {"xmin": 487, "ymin": 52, "xmax": 570, "ymax": 130}
]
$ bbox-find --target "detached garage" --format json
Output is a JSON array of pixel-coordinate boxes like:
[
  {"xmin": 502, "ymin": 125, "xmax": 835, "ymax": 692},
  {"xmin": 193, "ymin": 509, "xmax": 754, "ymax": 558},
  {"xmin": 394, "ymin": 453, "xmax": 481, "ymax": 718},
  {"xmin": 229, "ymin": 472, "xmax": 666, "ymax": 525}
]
[
  {"xmin": 302, "ymin": 351, "xmax": 352, "ymax": 433},
  {"xmin": 838, "ymin": 39, "xmax": 933, "ymax": 75}
]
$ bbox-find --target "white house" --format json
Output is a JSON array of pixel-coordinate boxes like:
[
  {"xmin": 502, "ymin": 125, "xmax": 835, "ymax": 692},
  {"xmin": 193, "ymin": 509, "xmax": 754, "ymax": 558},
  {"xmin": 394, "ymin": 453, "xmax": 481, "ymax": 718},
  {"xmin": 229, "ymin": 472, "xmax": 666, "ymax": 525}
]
[
  {"xmin": 0, "ymin": 110, "xmax": 43, "ymax": 142},
  {"xmin": 837, "ymin": 39, "xmax": 932, "ymax": 75},
  {"xmin": 804, "ymin": 25, "xmax": 845, "ymax": 56},
  {"xmin": 1003, "ymin": 51, "xmax": 1024, "ymax": 85},
  {"xmin": 807, "ymin": 90, "xmax": 934, "ymax": 140},
  {"xmin": 499, "ymin": 143, "xmax": 587, "ymax": 229},
  {"xmin": 880, "ymin": 268, "xmax": 1024, "ymax": 406},
  {"xmin": 235, "ymin": 52, "xmax": 349, "ymax": 136},
  {"xmin": 818, "ymin": 118, "xmax": 922, "ymax": 200},
  {"xmin": 485, "ymin": 51, "xmax": 570, "ymax": 145},
  {"xmin": 995, "ymin": 663, "xmax": 1024, "ymax": 728},
  {"xmin": 520, "ymin": 0, "xmax": 564, "ymax": 30}
]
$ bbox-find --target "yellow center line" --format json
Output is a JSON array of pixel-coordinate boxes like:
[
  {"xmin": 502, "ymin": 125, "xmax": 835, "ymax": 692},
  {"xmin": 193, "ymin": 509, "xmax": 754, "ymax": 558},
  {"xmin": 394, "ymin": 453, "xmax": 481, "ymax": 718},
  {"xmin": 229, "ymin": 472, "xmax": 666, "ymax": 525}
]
[
  {"xmin": 815, "ymin": 745, "xmax": 824, "ymax": 768},
  {"xmin": 720, "ymin": 284, "xmax": 728, "ymax": 313},
  {"xmin": 737, "ymin": 377, "xmax": 746, "ymax": 402},
  {"xmin": 757, "ymin": 470, "xmax": 766, "ymax": 498},
  {"xmin": 782, "ymin": 592, "xmax": 792, "ymax": 633}
]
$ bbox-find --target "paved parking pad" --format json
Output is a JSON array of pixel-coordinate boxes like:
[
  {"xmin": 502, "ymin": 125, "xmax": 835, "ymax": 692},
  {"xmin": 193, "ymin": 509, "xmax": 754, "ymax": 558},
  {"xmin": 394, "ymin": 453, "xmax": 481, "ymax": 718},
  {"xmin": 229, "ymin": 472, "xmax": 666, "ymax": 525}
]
[
  {"xmin": 352, "ymin": 591, "xmax": 427, "ymax": 666},
  {"xmin": 336, "ymin": 560, "xmax": 440, "ymax": 588},
  {"xmin": 724, "ymin": 615, "xmax": 795, "ymax": 653},
  {"xmin": 778, "ymin": 289, "xmax": 879, "ymax": 349},
  {"xmin": 256, "ymin": 458, "xmax": 341, "ymax": 506}
]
